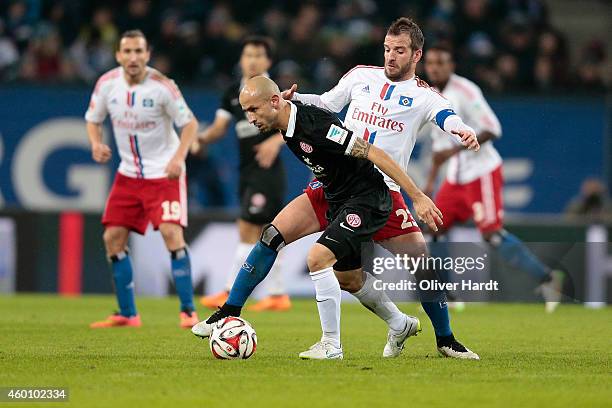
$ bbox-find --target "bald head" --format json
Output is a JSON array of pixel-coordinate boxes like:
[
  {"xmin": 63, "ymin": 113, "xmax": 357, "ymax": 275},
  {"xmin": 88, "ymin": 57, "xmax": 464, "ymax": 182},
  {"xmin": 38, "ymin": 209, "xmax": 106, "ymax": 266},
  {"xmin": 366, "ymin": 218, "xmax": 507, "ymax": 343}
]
[
  {"xmin": 239, "ymin": 75, "xmax": 288, "ymax": 133},
  {"xmin": 242, "ymin": 75, "xmax": 281, "ymax": 100}
]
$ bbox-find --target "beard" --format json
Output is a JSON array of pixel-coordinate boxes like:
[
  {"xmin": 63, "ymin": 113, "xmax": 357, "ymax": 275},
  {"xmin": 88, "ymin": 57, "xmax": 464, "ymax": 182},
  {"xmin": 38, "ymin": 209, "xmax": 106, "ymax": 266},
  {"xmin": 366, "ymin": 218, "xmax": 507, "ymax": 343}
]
[{"xmin": 385, "ymin": 60, "xmax": 414, "ymax": 81}]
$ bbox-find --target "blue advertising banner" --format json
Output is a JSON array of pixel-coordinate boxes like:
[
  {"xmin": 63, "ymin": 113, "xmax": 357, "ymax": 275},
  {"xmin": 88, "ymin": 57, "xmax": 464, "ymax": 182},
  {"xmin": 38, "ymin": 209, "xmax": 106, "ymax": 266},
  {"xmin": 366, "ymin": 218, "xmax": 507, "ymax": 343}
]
[{"xmin": 0, "ymin": 87, "xmax": 606, "ymax": 213}]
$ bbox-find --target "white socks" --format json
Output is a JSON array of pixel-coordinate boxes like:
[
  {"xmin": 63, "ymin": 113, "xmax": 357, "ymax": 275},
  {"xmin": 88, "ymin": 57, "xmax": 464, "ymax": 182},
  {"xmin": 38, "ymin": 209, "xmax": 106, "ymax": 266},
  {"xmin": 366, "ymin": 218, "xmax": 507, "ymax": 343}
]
[
  {"xmin": 266, "ymin": 250, "xmax": 286, "ymax": 296},
  {"xmin": 225, "ymin": 242, "xmax": 255, "ymax": 291},
  {"xmin": 310, "ymin": 267, "xmax": 341, "ymax": 348},
  {"xmin": 353, "ymin": 273, "xmax": 406, "ymax": 333}
]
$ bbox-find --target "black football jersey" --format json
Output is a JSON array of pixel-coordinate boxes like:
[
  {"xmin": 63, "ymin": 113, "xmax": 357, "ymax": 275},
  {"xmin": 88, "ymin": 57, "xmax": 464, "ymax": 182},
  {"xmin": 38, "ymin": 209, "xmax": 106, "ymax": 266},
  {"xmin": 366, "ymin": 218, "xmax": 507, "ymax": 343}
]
[
  {"xmin": 219, "ymin": 80, "xmax": 282, "ymax": 172},
  {"xmin": 282, "ymin": 102, "xmax": 386, "ymax": 204}
]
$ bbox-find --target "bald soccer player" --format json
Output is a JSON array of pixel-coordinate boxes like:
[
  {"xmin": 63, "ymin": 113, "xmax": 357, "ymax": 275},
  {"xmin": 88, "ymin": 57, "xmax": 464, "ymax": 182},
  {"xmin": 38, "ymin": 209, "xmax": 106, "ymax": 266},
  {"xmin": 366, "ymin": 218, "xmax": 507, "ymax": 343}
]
[{"xmin": 192, "ymin": 76, "xmax": 447, "ymax": 360}]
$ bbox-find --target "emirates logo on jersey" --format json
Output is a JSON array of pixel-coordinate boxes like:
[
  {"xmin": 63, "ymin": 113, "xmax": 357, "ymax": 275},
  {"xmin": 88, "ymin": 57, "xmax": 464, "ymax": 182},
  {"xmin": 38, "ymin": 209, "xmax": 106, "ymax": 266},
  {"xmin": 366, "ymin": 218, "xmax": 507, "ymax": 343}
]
[
  {"xmin": 300, "ymin": 142, "xmax": 313, "ymax": 153},
  {"xmin": 346, "ymin": 214, "xmax": 362, "ymax": 228}
]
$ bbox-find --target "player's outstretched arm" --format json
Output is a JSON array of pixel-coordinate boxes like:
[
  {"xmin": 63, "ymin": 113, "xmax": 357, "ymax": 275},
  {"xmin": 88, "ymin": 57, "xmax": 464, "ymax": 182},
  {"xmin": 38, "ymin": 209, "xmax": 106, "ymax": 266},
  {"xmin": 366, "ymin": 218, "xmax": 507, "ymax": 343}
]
[
  {"xmin": 86, "ymin": 121, "xmax": 111, "ymax": 163},
  {"xmin": 349, "ymin": 138, "xmax": 443, "ymax": 231},
  {"xmin": 167, "ymin": 117, "xmax": 198, "ymax": 179}
]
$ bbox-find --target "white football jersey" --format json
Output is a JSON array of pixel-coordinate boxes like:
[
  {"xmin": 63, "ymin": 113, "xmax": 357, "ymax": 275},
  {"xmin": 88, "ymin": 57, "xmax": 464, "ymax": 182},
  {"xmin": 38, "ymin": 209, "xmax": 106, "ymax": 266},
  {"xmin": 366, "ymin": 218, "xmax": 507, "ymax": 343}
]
[
  {"xmin": 300, "ymin": 65, "xmax": 461, "ymax": 191},
  {"xmin": 429, "ymin": 74, "xmax": 502, "ymax": 184},
  {"xmin": 85, "ymin": 67, "xmax": 194, "ymax": 179}
]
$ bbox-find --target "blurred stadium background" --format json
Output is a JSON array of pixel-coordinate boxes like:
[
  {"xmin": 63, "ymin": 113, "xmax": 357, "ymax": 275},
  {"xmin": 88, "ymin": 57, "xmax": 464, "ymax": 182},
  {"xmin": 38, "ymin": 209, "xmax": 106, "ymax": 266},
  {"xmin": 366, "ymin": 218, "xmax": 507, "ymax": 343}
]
[{"xmin": 0, "ymin": 0, "xmax": 610, "ymax": 303}]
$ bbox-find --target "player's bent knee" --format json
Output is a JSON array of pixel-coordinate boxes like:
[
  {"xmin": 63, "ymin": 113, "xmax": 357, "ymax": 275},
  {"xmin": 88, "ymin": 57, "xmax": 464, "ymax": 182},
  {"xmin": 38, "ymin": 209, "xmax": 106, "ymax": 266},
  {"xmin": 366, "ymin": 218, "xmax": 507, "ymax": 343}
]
[
  {"xmin": 335, "ymin": 269, "xmax": 363, "ymax": 293},
  {"xmin": 307, "ymin": 244, "xmax": 336, "ymax": 272}
]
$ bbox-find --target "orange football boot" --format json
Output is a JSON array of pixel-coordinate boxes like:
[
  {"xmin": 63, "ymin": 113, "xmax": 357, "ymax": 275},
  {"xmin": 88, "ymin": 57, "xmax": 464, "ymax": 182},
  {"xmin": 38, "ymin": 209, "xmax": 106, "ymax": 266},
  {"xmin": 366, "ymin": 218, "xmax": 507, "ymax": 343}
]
[
  {"xmin": 200, "ymin": 291, "xmax": 229, "ymax": 309},
  {"xmin": 179, "ymin": 310, "xmax": 199, "ymax": 329},
  {"xmin": 90, "ymin": 313, "xmax": 141, "ymax": 328},
  {"xmin": 247, "ymin": 295, "xmax": 292, "ymax": 312}
]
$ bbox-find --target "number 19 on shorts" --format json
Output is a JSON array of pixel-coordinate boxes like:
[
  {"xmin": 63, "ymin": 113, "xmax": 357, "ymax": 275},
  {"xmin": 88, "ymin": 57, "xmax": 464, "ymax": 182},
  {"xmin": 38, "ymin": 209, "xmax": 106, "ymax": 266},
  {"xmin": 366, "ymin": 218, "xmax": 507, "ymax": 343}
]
[{"xmin": 161, "ymin": 200, "xmax": 181, "ymax": 221}]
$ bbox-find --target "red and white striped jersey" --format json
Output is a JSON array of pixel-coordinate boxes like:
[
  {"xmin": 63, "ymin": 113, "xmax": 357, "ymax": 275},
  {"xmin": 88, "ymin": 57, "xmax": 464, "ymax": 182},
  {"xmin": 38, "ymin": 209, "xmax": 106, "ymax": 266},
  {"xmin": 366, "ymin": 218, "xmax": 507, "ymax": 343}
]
[
  {"xmin": 295, "ymin": 65, "xmax": 463, "ymax": 192},
  {"xmin": 85, "ymin": 67, "xmax": 194, "ymax": 179},
  {"xmin": 429, "ymin": 74, "xmax": 502, "ymax": 184}
]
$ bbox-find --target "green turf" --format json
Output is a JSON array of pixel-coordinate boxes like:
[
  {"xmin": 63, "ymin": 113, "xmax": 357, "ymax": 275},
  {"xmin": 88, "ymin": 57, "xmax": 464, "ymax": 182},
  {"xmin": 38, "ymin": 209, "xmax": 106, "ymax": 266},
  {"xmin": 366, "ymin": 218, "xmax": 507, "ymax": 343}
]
[{"xmin": 0, "ymin": 295, "xmax": 610, "ymax": 408}]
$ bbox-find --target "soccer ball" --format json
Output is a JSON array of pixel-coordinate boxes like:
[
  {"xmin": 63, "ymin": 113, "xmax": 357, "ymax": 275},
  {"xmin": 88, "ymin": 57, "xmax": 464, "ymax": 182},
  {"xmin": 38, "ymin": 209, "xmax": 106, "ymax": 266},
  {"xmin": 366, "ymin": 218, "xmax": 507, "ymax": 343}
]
[{"xmin": 209, "ymin": 317, "xmax": 257, "ymax": 360}]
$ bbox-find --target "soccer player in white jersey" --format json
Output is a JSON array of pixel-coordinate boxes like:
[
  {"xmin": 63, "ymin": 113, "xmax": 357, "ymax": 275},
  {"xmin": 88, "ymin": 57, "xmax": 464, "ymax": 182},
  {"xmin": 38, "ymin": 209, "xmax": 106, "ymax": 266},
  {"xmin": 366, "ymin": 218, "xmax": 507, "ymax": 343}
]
[
  {"xmin": 423, "ymin": 44, "xmax": 564, "ymax": 313},
  {"xmin": 218, "ymin": 17, "xmax": 481, "ymax": 359},
  {"xmin": 85, "ymin": 30, "xmax": 200, "ymax": 329}
]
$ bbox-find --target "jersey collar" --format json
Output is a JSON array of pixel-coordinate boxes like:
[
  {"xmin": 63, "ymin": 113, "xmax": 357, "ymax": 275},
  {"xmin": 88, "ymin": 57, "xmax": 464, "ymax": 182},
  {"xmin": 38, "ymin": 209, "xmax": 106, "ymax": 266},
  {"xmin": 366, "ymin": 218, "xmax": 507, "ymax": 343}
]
[{"xmin": 285, "ymin": 101, "xmax": 298, "ymax": 138}]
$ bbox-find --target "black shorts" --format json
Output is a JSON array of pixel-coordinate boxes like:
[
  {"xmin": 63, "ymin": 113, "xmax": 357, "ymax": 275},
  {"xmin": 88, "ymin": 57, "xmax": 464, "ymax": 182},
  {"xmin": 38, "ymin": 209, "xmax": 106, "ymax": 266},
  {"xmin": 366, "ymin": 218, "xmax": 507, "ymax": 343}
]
[
  {"xmin": 317, "ymin": 187, "xmax": 392, "ymax": 271},
  {"xmin": 239, "ymin": 168, "xmax": 286, "ymax": 225}
]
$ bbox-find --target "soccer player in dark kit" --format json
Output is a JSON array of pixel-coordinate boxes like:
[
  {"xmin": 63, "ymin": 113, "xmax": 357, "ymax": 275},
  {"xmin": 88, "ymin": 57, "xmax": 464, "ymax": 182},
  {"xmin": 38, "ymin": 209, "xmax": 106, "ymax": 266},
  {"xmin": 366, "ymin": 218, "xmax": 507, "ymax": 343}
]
[{"xmin": 193, "ymin": 75, "xmax": 454, "ymax": 359}]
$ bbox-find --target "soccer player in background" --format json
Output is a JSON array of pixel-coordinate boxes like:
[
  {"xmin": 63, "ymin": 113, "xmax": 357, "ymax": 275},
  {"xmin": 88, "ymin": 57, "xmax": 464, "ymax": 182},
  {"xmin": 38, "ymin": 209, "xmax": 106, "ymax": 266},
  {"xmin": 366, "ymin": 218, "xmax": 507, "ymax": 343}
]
[
  {"xmin": 423, "ymin": 44, "xmax": 564, "ymax": 312},
  {"xmin": 281, "ymin": 17, "xmax": 481, "ymax": 358},
  {"xmin": 86, "ymin": 30, "xmax": 200, "ymax": 328},
  {"xmin": 194, "ymin": 36, "xmax": 290, "ymax": 312},
  {"xmin": 195, "ymin": 75, "xmax": 448, "ymax": 359}
]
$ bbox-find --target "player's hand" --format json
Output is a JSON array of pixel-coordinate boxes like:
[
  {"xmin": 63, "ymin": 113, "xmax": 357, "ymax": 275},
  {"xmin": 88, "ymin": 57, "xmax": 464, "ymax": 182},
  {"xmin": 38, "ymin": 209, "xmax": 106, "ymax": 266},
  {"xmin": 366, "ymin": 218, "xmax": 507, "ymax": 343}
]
[
  {"xmin": 452, "ymin": 129, "xmax": 479, "ymax": 151},
  {"xmin": 92, "ymin": 143, "xmax": 112, "ymax": 163},
  {"xmin": 281, "ymin": 84, "xmax": 297, "ymax": 101},
  {"xmin": 254, "ymin": 134, "xmax": 283, "ymax": 169},
  {"xmin": 413, "ymin": 192, "xmax": 443, "ymax": 232},
  {"xmin": 165, "ymin": 156, "xmax": 184, "ymax": 179}
]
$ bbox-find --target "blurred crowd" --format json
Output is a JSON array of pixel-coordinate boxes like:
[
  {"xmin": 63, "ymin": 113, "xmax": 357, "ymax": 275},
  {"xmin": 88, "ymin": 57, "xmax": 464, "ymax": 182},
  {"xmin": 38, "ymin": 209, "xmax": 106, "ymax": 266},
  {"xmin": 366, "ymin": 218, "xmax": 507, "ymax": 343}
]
[{"xmin": 0, "ymin": 0, "xmax": 609, "ymax": 93}]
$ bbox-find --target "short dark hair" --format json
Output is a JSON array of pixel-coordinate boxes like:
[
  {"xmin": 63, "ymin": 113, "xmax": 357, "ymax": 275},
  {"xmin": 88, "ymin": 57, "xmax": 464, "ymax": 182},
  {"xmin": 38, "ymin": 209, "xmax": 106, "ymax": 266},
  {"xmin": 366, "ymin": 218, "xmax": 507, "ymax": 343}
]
[
  {"xmin": 387, "ymin": 17, "xmax": 424, "ymax": 50},
  {"xmin": 427, "ymin": 43, "xmax": 454, "ymax": 60},
  {"xmin": 241, "ymin": 35, "xmax": 274, "ymax": 60},
  {"xmin": 118, "ymin": 29, "xmax": 149, "ymax": 49}
]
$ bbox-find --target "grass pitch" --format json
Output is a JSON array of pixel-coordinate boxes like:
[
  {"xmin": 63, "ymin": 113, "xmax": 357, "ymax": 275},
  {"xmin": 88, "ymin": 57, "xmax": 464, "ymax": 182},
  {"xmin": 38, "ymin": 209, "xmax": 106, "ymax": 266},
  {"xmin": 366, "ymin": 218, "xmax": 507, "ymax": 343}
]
[{"xmin": 0, "ymin": 295, "xmax": 610, "ymax": 408}]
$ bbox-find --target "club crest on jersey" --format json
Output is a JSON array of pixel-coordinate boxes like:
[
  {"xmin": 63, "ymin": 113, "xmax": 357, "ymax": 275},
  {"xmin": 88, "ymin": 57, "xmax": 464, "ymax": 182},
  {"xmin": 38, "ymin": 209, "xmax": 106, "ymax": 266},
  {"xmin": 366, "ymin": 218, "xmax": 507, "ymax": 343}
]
[
  {"xmin": 326, "ymin": 124, "xmax": 348, "ymax": 144},
  {"xmin": 143, "ymin": 98, "xmax": 154, "ymax": 107},
  {"xmin": 300, "ymin": 141, "xmax": 313, "ymax": 153},
  {"xmin": 398, "ymin": 95, "xmax": 413, "ymax": 107},
  {"xmin": 346, "ymin": 213, "xmax": 362, "ymax": 228}
]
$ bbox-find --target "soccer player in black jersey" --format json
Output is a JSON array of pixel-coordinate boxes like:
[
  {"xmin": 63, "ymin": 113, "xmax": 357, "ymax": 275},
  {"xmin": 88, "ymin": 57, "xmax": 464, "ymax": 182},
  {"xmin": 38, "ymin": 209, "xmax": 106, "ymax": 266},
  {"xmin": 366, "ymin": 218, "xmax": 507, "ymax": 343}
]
[
  {"xmin": 195, "ymin": 36, "xmax": 290, "ymax": 312},
  {"xmin": 193, "ymin": 76, "xmax": 443, "ymax": 359}
]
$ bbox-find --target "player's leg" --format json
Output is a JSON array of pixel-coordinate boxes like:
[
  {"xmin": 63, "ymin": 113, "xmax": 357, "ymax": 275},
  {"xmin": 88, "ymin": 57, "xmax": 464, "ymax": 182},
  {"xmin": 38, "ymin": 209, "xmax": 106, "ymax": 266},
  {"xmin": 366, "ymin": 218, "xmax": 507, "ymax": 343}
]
[
  {"xmin": 158, "ymin": 222, "xmax": 199, "ymax": 326},
  {"xmin": 298, "ymin": 243, "xmax": 343, "ymax": 359},
  {"xmin": 335, "ymin": 266, "xmax": 421, "ymax": 358},
  {"xmin": 192, "ymin": 193, "xmax": 321, "ymax": 337},
  {"xmin": 429, "ymin": 180, "xmax": 471, "ymax": 309},
  {"xmin": 91, "ymin": 174, "xmax": 146, "ymax": 328},
  {"xmin": 200, "ymin": 219, "xmax": 259, "ymax": 309},
  {"xmin": 475, "ymin": 167, "xmax": 563, "ymax": 312},
  {"xmin": 337, "ymin": 191, "xmax": 421, "ymax": 348},
  {"xmin": 95, "ymin": 226, "xmax": 140, "ymax": 325},
  {"xmin": 379, "ymin": 232, "xmax": 479, "ymax": 359},
  {"xmin": 150, "ymin": 174, "xmax": 198, "ymax": 327},
  {"xmin": 300, "ymin": 192, "xmax": 391, "ymax": 360}
]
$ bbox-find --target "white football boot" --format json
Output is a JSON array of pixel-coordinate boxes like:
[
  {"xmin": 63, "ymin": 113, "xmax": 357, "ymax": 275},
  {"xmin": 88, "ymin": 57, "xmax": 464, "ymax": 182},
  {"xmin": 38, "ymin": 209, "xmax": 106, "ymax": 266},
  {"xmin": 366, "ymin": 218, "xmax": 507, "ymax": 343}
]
[
  {"xmin": 437, "ymin": 335, "xmax": 480, "ymax": 360},
  {"xmin": 299, "ymin": 341, "xmax": 343, "ymax": 360},
  {"xmin": 538, "ymin": 270, "xmax": 565, "ymax": 313},
  {"xmin": 383, "ymin": 314, "xmax": 421, "ymax": 358},
  {"xmin": 191, "ymin": 319, "xmax": 214, "ymax": 338},
  {"xmin": 191, "ymin": 308, "xmax": 230, "ymax": 338}
]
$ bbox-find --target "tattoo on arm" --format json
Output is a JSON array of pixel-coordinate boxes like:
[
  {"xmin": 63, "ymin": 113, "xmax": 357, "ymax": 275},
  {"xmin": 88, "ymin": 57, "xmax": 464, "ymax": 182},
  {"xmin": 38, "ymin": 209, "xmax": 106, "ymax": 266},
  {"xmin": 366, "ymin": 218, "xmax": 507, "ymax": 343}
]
[{"xmin": 349, "ymin": 137, "xmax": 370, "ymax": 159}]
